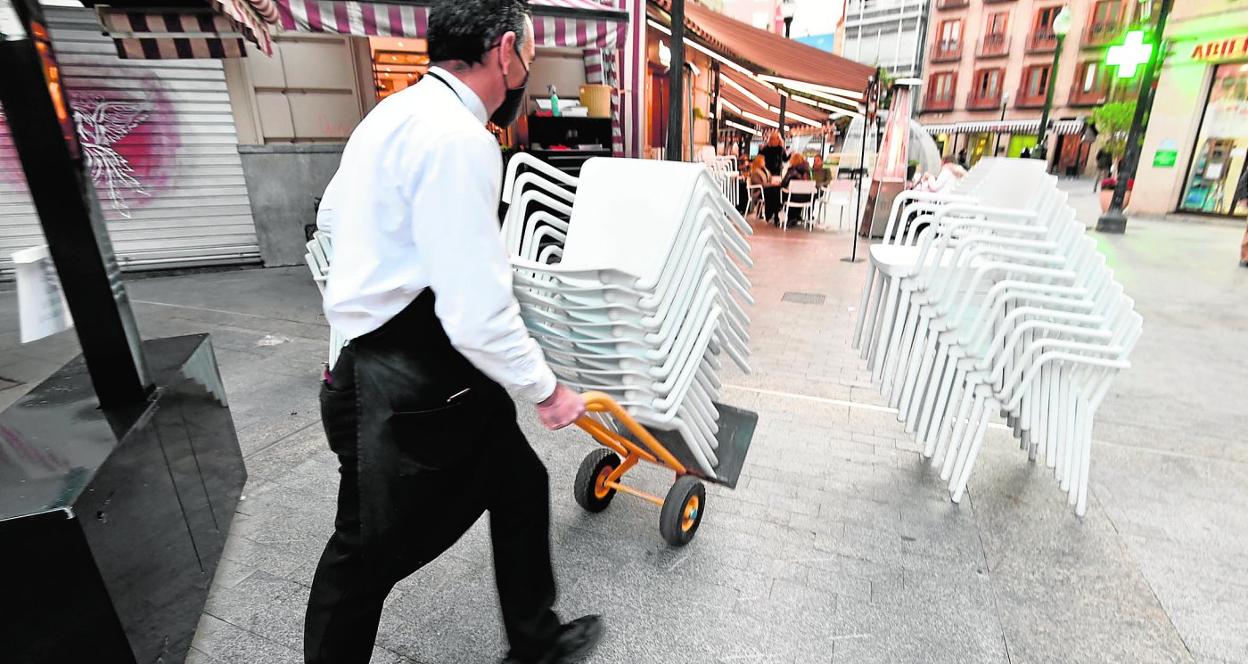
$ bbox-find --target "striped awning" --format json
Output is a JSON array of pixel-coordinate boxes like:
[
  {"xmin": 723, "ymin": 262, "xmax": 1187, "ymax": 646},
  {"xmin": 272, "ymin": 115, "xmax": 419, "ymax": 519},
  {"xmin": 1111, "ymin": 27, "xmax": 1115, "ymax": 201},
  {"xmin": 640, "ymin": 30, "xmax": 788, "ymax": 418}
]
[
  {"xmin": 275, "ymin": 0, "xmax": 627, "ymax": 49},
  {"xmin": 922, "ymin": 118, "xmax": 1086, "ymax": 136},
  {"xmin": 718, "ymin": 72, "xmax": 830, "ymax": 131},
  {"xmin": 94, "ymin": 0, "xmax": 277, "ymax": 58}
]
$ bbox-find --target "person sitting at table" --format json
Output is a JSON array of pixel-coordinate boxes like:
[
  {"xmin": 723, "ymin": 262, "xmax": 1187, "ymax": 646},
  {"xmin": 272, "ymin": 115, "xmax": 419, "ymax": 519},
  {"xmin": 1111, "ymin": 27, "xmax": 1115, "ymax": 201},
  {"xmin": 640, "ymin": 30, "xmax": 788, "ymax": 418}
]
[
  {"xmin": 780, "ymin": 152, "xmax": 813, "ymax": 226},
  {"xmin": 745, "ymin": 155, "xmax": 770, "ymax": 219},
  {"xmin": 811, "ymin": 155, "xmax": 830, "ymax": 188}
]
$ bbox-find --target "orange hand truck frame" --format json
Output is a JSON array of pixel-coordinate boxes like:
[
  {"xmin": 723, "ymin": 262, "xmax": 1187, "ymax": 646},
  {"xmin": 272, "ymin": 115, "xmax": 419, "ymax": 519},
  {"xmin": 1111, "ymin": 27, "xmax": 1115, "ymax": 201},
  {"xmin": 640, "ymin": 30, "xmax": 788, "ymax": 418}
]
[{"xmin": 571, "ymin": 391, "xmax": 757, "ymax": 547}]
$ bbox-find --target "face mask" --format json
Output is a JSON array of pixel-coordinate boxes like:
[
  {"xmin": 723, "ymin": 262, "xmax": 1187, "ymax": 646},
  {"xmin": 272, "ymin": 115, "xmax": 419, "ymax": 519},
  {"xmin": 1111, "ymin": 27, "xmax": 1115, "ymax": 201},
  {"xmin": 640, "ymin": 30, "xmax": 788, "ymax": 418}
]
[{"xmin": 490, "ymin": 43, "xmax": 530, "ymax": 127}]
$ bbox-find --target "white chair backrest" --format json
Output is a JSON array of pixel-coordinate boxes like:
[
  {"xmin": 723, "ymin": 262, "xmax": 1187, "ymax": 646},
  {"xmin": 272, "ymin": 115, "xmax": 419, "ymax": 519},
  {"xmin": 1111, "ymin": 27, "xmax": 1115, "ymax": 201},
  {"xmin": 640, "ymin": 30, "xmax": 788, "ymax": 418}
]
[
  {"xmin": 559, "ymin": 158, "xmax": 706, "ymax": 279},
  {"xmin": 788, "ymin": 180, "xmax": 818, "ymax": 195}
]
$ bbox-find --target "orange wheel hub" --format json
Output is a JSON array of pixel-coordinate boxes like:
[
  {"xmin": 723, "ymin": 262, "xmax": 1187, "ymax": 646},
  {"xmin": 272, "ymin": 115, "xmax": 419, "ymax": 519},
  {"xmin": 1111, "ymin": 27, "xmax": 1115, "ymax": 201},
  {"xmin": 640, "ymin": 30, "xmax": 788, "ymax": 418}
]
[
  {"xmin": 681, "ymin": 496, "xmax": 700, "ymax": 532},
  {"xmin": 593, "ymin": 465, "xmax": 614, "ymax": 499}
]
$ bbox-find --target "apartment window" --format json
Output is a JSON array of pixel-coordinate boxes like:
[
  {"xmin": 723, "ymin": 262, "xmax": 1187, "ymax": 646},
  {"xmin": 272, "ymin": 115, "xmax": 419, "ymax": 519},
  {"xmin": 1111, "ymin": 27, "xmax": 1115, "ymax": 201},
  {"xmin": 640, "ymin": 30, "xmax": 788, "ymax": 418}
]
[
  {"xmin": 981, "ymin": 11, "xmax": 1009, "ymax": 55},
  {"xmin": 1029, "ymin": 6, "xmax": 1061, "ymax": 51},
  {"xmin": 986, "ymin": 11, "xmax": 1009, "ymax": 35},
  {"xmin": 927, "ymin": 71, "xmax": 957, "ymax": 109},
  {"xmin": 935, "ymin": 18, "xmax": 963, "ymax": 60},
  {"xmin": 975, "ymin": 69, "xmax": 1004, "ymax": 99},
  {"xmin": 1035, "ymin": 5, "xmax": 1061, "ymax": 32},
  {"xmin": 1070, "ymin": 61, "xmax": 1106, "ymax": 105},
  {"xmin": 939, "ymin": 18, "xmax": 962, "ymax": 45},
  {"xmin": 1087, "ymin": 0, "xmax": 1124, "ymax": 43},
  {"xmin": 1022, "ymin": 64, "xmax": 1051, "ymax": 100},
  {"xmin": 1078, "ymin": 61, "xmax": 1101, "ymax": 93}
]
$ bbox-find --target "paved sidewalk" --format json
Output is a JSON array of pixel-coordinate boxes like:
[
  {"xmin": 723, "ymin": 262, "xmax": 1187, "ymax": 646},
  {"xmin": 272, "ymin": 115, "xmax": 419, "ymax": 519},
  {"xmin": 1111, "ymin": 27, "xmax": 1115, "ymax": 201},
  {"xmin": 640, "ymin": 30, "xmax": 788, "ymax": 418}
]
[{"xmin": 1, "ymin": 178, "xmax": 1245, "ymax": 663}]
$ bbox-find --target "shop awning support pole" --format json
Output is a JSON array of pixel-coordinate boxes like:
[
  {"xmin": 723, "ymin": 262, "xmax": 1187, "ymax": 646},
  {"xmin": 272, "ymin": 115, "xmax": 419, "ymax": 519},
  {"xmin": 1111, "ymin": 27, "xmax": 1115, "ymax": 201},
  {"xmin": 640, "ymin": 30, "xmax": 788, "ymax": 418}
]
[
  {"xmin": 710, "ymin": 61, "xmax": 720, "ymax": 151},
  {"xmin": 777, "ymin": 93, "xmax": 788, "ymax": 138},
  {"xmin": 1097, "ymin": 0, "xmax": 1171, "ymax": 234},
  {"xmin": 665, "ymin": 0, "xmax": 685, "ymax": 162},
  {"xmin": 0, "ymin": 0, "xmax": 152, "ymax": 408},
  {"xmin": 842, "ymin": 75, "xmax": 876, "ymax": 264}
]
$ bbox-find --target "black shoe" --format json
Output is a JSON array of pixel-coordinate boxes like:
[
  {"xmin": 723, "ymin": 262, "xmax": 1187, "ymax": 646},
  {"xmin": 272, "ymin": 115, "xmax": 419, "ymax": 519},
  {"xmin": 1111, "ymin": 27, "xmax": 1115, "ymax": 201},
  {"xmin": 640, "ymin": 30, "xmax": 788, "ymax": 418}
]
[{"xmin": 503, "ymin": 615, "xmax": 604, "ymax": 664}]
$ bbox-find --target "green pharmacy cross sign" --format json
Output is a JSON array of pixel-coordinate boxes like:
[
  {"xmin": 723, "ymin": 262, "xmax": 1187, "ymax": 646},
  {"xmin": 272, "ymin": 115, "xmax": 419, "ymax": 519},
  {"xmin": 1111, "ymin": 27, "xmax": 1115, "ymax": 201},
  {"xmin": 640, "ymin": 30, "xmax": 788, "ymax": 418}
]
[{"xmin": 1107, "ymin": 30, "xmax": 1153, "ymax": 78}]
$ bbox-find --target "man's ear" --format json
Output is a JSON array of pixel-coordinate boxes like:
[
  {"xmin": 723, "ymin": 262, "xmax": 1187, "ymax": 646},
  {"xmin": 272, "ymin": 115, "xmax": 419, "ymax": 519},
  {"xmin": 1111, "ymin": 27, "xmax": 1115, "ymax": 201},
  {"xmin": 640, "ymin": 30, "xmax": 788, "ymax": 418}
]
[{"xmin": 498, "ymin": 30, "xmax": 518, "ymax": 73}]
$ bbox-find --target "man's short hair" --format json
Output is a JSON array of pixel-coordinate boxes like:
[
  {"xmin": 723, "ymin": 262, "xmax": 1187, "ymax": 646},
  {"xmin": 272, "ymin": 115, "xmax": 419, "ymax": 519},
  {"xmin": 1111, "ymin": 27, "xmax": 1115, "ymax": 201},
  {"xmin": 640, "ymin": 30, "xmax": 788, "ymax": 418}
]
[{"xmin": 428, "ymin": 0, "xmax": 531, "ymax": 65}]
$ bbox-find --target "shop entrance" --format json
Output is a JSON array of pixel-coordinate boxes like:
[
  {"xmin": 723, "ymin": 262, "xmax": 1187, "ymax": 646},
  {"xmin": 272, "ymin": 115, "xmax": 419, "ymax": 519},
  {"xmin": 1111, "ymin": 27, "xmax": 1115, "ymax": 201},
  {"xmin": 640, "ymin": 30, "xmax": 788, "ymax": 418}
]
[{"xmin": 1180, "ymin": 63, "xmax": 1248, "ymax": 217}]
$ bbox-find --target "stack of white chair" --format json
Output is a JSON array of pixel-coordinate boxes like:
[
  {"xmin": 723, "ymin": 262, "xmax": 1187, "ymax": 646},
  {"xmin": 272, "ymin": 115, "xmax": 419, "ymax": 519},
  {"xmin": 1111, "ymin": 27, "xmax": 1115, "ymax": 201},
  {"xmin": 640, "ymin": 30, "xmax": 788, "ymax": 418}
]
[
  {"xmin": 703, "ymin": 155, "xmax": 741, "ymax": 210},
  {"xmin": 303, "ymin": 232, "xmax": 347, "ymax": 369},
  {"xmin": 852, "ymin": 157, "xmax": 1140, "ymax": 516},
  {"xmin": 505, "ymin": 157, "xmax": 754, "ymax": 479},
  {"xmin": 501, "ymin": 152, "xmax": 579, "ymax": 263}
]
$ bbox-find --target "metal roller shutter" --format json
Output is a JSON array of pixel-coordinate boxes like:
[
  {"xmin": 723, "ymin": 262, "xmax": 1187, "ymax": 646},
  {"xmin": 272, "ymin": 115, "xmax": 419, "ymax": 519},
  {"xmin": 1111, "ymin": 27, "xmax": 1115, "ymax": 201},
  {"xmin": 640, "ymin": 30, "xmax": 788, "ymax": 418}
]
[{"xmin": 0, "ymin": 6, "xmax": 261, "ymax": 278}]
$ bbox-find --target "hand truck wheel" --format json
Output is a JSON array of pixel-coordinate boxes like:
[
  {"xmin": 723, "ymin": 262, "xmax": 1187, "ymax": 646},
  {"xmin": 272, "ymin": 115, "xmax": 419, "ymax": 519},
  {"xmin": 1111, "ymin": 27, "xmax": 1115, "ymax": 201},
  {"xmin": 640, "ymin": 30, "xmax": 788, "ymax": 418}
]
[
  {"xmin": 659, "ymin": 475, "xmax": 706, "ymax": 547},
  {"xmin": 574, "ymin": 448, "xmax": 620, "ymax": 513}
]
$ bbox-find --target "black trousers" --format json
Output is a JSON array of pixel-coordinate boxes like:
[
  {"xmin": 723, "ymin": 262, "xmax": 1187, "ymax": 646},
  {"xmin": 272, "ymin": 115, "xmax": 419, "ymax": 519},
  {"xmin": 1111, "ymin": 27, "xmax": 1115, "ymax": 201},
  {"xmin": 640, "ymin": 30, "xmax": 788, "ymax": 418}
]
[{"xmin": 304, "ymin": 293, "xmax": 560, "ymax": 663}]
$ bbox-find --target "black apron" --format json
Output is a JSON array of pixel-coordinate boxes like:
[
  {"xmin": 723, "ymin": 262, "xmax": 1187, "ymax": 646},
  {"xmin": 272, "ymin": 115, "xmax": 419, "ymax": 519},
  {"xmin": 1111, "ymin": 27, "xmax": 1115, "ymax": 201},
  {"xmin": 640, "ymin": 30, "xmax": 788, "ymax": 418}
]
[{"xmin": 322, "ymin": 289, "xmax": 511, "ymax": 570}]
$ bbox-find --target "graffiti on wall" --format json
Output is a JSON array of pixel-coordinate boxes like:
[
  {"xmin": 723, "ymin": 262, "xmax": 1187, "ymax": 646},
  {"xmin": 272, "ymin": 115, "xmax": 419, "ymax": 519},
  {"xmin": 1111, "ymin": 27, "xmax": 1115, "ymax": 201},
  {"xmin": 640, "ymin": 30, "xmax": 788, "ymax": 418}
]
[
  {"xmin": 0, "ymin": 70, "xmax": 179, "ymax": 219},
  {"xmin": 73, "ymin": 97, "xmax": 153, "ymax": 217}
]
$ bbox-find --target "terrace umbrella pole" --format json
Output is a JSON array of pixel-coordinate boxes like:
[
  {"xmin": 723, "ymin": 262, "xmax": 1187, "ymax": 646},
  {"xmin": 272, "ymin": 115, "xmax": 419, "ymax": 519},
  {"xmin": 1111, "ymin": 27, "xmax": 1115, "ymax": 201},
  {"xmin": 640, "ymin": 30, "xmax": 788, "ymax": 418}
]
[{"xmin": 665, "ymin": 0, "xmax": 685, "ymax": 162}]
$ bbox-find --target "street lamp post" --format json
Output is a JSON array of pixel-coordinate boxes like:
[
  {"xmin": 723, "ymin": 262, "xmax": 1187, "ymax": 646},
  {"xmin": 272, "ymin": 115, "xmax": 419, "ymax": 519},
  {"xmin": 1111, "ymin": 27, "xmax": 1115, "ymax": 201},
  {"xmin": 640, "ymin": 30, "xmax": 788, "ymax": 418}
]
[
  {"xmin": 1097, "ymin": 0, "xmax": 1173, "ymax": 233},
  {"xmin": 1035, "ymin": 6, "xmax": 1073, "ymax": 162},
  {"xmin": 994, "ymin": 93, "xmax": 1010, "ymax": 156},
  {"xmin": 781, "ymin": 0, "xmax": 796, "ymax": 38}
]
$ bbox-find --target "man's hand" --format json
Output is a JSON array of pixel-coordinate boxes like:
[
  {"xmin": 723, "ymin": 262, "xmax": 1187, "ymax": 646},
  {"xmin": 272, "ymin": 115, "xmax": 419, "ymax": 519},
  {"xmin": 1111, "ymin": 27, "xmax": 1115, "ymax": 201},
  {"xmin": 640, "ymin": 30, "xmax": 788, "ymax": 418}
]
[{"xmin": 537, "ymin": 384, "xmax": 586, "ymax": 430}]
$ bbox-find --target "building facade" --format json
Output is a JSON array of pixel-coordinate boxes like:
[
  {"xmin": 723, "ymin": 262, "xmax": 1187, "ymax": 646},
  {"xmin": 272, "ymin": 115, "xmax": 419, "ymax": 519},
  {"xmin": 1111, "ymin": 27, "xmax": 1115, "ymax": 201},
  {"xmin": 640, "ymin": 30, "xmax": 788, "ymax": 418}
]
[
  {"xmin": 1133, "ymin": 0, "xmax": 1248, "ymax": 219},
  {"xmin": 917, "ymin": 0, "xmax": 1152, "ymax": 172},
  {"xmin": 843, "ymin": 0, "xmax": 932, "ymax": 75}
]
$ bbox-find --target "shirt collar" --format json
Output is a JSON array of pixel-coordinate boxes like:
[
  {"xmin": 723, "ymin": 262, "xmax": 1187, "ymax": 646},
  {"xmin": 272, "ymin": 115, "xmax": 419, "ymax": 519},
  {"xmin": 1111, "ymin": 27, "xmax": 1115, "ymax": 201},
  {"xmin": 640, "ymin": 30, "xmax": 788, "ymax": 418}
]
[{"xmin": 427, "ymin": 66, "xmax": 490, "ymax": 125}]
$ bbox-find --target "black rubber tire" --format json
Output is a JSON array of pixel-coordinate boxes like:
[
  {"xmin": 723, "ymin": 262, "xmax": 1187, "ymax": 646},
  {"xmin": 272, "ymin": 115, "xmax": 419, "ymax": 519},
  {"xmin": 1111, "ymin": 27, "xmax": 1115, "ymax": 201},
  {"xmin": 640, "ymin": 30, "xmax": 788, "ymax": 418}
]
[
  {"xmin": 659, "ymin": 475, "xmax": 706, "ymax": 547},
  {"xmin": 574, "ymin": 449, "xmax": 620, "ymax": 513}
]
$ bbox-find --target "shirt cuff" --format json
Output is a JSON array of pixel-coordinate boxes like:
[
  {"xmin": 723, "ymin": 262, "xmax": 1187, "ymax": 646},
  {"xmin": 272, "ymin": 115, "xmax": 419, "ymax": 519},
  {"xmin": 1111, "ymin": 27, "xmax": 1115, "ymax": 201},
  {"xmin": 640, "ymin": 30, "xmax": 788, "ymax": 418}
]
[{"xmin": 521, "ymin": 365, "xmax": 559, "ymax": 405}]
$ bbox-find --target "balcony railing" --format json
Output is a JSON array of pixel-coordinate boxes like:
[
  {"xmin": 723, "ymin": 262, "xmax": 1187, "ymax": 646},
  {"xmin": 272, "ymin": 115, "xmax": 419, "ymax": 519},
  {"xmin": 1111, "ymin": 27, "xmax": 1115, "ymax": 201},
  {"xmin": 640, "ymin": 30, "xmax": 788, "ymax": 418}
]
[
  {"xmin": 984, "ymin": 0, "xmax": 1016, "ymax": 4},
  {"xmin": 1028, "ymin": 29, "xmax": 1057, "ymax": 52},
  {"xmin": 1015, "ymin": 86, "xmax": 1048, "ymax": 108},
  {"xmin": 1083, "ymin": 20, "xmax": 1124, "ymax": 46},
  {"xmin": 967, "ymin": 91, "xmax": 1004, "ymax": 110},
  {"xmin": 979, "ymin": 32, "xmax": 1009, "ymax": 57},
  {"xmin": 937, "ymin": 0, "xmax": 969, "ymax": 8},
  {"xmin": 924, "ymin": 93, "xmax": 956, "ymax": 112},
  {"xmin": 932, "ymin": 39, "xmax": 963, "ymax": 62}
]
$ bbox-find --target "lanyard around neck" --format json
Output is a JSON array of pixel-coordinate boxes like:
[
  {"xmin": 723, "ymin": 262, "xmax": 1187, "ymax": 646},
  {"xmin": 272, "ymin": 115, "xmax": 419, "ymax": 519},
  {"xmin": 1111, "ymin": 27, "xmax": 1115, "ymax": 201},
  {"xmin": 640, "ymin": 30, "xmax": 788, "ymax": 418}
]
[{"xmin": 425, "ymin": 70, "xmax": 464, "ymax": 105}]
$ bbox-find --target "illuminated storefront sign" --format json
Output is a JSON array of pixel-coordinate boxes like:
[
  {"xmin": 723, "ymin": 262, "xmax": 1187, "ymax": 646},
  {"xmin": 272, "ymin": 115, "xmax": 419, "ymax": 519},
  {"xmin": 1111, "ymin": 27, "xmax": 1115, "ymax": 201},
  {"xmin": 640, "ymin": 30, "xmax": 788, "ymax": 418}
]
[{"xmin": 1189, "ymin": 33, "xmax": 1248, "ymax": 62}]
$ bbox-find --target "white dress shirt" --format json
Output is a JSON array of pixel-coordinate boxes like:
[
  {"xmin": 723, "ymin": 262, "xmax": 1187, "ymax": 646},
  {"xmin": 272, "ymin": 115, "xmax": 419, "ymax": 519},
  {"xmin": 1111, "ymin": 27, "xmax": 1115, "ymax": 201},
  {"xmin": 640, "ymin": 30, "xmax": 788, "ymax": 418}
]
[{"xmin": 320, "ymin": 66, "xmax": 557, "ymax": 404}]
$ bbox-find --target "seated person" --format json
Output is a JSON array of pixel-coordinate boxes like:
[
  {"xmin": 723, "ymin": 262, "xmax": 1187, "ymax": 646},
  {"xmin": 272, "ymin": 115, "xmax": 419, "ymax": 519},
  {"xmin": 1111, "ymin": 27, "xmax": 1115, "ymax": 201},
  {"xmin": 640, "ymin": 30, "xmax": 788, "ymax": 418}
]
[
  {"xmin": 780, "ymin": 152, "xmax": 813, "ymax": 225},
  {"xmin": 811, "ymin": 155, "xmax": 831, "ymax": 187}
]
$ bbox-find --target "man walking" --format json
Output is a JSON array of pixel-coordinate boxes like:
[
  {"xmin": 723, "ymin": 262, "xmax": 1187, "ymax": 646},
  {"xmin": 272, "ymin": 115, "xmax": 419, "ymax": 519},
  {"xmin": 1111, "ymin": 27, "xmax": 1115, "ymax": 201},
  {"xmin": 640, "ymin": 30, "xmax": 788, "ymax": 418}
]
[{"xmin": 304, "ymin": 1, "xmax": 603, "ymax": 662}]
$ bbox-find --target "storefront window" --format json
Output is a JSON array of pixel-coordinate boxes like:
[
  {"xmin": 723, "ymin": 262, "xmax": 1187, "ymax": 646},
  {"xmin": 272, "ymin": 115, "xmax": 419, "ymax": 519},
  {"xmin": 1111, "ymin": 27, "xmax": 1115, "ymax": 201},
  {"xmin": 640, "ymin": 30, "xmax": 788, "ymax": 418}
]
[
  {"xmin": 371, "ymin": 37, "xmax": 429, "ymax": 101},
  {"xmin": 1180, "ymin": 63, "xmax": 1248, "ymax": 217}
]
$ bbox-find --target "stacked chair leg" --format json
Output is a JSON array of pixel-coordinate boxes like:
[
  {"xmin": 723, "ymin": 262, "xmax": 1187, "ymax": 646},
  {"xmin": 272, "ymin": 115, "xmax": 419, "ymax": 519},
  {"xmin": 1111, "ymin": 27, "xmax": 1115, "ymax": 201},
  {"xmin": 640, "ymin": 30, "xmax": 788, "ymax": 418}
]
[{"xmin": 854, "ymin": 158, "xmax": 1140, "ymax": 516}]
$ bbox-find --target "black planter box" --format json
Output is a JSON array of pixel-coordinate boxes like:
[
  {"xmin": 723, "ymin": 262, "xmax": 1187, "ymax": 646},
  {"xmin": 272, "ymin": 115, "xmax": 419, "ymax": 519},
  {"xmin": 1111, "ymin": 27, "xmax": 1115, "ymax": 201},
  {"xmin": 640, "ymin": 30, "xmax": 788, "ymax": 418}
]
[{"xmin": 0, "ymin": 335, "xmax": 245, "ymax": 664}]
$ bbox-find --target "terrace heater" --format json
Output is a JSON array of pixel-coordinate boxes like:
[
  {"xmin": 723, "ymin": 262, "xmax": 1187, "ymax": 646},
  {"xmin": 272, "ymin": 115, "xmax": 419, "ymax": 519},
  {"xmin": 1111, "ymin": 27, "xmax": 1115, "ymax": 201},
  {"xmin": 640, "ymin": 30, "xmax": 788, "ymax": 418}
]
[{"xmin": 860, "ymin": 79, "xmax": 919, "ymax": 238}]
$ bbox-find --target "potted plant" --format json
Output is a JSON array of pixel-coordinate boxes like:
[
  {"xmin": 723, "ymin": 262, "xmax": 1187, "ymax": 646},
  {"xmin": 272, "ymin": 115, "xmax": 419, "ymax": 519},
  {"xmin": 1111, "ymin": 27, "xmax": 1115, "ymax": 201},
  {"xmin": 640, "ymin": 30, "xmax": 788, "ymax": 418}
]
[
  {"xmin": 1091, "ymin": 100, "xmax": 1136, "ymax": 211},
  {"xmin": 1099, "ymin": 176, "xmax": 1134, "ymax": 211}
]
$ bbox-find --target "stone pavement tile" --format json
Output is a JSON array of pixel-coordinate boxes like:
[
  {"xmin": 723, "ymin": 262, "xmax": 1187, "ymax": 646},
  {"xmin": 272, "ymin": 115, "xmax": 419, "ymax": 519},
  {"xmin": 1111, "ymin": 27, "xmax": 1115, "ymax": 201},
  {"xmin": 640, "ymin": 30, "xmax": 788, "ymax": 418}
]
[
  {"xmin": 191, "ymin": 613, "xmax": 302, "ymax": 664},
  {"xmin": 967, "ymin": 441, "xmax": 1194, "ymax": 664},
  {"xmin": 1091, "ymin": 444, "xmax": 1248, "ymax": 554},
  {"xmin": 244, "ymin": 421, "xmax": 334, "ymax": 483},
  {"xmin": 829, "ymin": 593, "xmax": 1009, "ymax": 664},
  {"xmin": 1119, "ymin": 535, "xmax": 1248, "ymax": 663},
  {"xmin": 235, "ymin": 411, "xmax": 324, "ymax": 458},
  {"xmin": 202, "ymin": 571, "xmax": 311, "ymax": 654},
  {"xmin": 729, "ymin": 579, "xmax": 839, "ymax": 661},
  {"xmin": 377, "ymin": 558, "xmax": 508, "ymax": 664}
]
